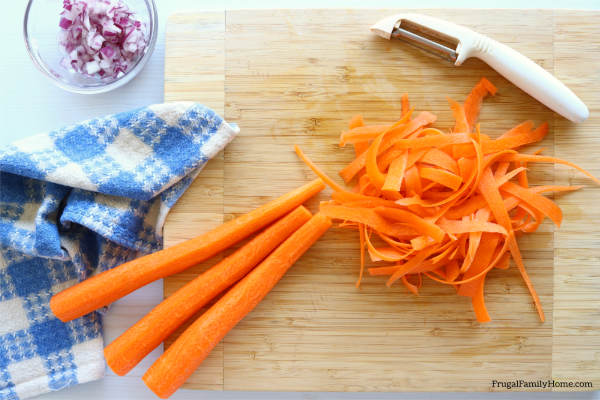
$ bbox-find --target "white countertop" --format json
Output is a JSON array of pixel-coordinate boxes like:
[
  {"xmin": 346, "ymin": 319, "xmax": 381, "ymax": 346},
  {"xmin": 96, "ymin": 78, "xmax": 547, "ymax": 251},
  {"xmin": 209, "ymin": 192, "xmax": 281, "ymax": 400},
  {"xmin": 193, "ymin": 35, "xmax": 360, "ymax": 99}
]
[{"xmin": 2, "ymin": 1, "xmax": 599, "ymax": 399}]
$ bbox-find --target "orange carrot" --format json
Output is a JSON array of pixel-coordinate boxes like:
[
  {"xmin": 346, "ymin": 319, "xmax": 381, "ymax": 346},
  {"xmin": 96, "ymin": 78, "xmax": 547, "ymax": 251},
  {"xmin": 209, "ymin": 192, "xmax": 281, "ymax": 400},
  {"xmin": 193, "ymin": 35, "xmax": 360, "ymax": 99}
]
[
  {"xmin": 50, "ymin": 179, "xmax": 325, "ymax": 322},
  {"xmin": 104, "ymin": 206, "xmax": 312, "ymax": 376},
  {"xmin": 142, "ymin": 213, "xmax": 332, "ymax": 399}
]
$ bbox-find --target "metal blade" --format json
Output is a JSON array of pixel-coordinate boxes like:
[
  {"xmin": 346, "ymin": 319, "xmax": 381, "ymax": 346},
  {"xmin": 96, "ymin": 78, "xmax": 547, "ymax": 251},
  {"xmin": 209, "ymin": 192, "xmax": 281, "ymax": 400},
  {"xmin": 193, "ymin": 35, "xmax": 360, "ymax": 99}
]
[{"xmin": 391, "ymin": 27, "xmax": 458, "ymax": 62}]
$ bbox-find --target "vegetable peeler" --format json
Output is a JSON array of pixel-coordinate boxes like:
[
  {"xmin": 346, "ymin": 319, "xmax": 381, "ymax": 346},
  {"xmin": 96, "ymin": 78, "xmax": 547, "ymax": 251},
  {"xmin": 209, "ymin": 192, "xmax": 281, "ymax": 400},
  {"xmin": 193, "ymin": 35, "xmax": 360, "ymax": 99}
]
[{"xmin": 371, "ymin": 14, "xmax": 589, "ymax": 123}]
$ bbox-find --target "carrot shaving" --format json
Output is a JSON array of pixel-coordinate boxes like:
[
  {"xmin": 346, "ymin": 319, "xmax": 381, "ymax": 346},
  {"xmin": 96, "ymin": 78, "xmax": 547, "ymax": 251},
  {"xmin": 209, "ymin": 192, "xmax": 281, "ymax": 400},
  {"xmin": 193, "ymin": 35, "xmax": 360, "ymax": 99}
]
[
  {"xmin": 401, "ymin": 275, "xmax": 420, "ymax": 295},
  {"xmin": 348, "ymin": 114, "xmax": 368, "ymax": 156},
  {"xmin": 367, "ymin": 244, "xmax": 410, "ymax": 263},
  {"xmin": 410, "ymin": 236, "xmax": 436, "ymax": 251},
  {"xmin": 382, "ymin": 152, "xmax": 408, "ymax": 192},
  {"xmin": 374, "ymin": 207, "xmax": 445, "ymax": 242},
  {"xmin": 448, "ymin": 98, "xmax": 469, "ymax": 134},
  {"xmin": 319, "ymin": 204, "xmax": 416, "ymax": 238},
  {"xmin": 463, "ymin": 77, "xmax": 497, "ymax": 130},
  {"xmin": 368, "ymin": 265, "xmax": 400, "ymax": 276},
  {"xmin": 500, "ymin": 181, "xmax": 563, "ymax": 227},
  {"xmin": 499, "ymin": 120, "xmax": 535, "ymax": 139},
  {"xmin": 294, "ymin": 77, "xmax": 599, "ymax": 323},
  {"xmin": 452, "ymin": 122, "xmax": 548, "ymax": 158},
  {"xmin": 419, "ymin": 167, "xmax": 463, "ymax": 191},
  {"xmin": 348, "ymin": 114, "xmax": 364, "ymax": 130},
  {"xmin": 445, "ymin": 260, "xmax": 460, "ymax": 282},
  {"xmin": 421, "ymin": 148, "xmax": 459, "ymax": 174},
  {"xmin": 438, "ymin": 218, "xmax": 507, "ymax": 235},
  {"xmin": 357, "ymin": 224, "xmax": 366, "ymax": 288},
  {"xmin": 499, "ymin": 153, "xmax": 600, "ymax": 185},
  {"xmin": 366, "ymin": 131, "xmax": 388, "ymax": 189},
  {"xmin": 294, "ymin": 145, "xmax": 345, "ymax": 193},
  {"xmin": 339, "ymin": 111, "xmax": 436, "ymax": 183},
  {"xmin": 401, "ymin": 93, "xmax": 410, "ymax": 117},
  {"xmin": 472, "ymin": 279, "xmax": 491, "ymax": 323}
]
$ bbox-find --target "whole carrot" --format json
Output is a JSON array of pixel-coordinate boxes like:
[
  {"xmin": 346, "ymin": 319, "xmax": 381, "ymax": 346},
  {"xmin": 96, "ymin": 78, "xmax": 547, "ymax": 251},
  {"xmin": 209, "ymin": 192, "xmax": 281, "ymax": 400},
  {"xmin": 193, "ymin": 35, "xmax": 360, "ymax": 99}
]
[
  {"xmin": 50, "ymin": 179, "xmax": 325, "ymax": 322},
  {"xmin": 104, "ymin": 206, "xmax": 312, "ymax": 376},
  {"xmin": 142, "ymin": 213, "xmax": 332, "ymax": 399}
]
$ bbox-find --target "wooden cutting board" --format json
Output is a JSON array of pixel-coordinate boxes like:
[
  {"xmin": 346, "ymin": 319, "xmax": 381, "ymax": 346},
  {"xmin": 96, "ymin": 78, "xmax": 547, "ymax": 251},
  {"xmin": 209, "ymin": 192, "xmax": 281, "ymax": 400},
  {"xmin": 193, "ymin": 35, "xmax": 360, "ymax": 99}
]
[{"xmin": 162, "ymin": 9, "xmax": 600, "ymax": 392}]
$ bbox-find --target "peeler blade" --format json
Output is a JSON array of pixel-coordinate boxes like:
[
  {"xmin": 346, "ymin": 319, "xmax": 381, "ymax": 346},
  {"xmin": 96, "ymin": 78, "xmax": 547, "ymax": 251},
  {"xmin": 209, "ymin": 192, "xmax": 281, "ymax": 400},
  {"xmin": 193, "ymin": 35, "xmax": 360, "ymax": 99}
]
[{"xmin": 371, "ymin": 14, "xmax": 459, "ymax": 62}]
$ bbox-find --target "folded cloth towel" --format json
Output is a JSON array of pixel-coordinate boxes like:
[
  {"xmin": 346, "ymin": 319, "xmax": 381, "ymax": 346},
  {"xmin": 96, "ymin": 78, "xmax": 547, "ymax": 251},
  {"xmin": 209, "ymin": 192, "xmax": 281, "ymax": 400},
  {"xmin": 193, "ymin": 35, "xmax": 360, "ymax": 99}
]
[{"xmin": 0, "ymin": 103, "xmax": 239, "ymax": 400}]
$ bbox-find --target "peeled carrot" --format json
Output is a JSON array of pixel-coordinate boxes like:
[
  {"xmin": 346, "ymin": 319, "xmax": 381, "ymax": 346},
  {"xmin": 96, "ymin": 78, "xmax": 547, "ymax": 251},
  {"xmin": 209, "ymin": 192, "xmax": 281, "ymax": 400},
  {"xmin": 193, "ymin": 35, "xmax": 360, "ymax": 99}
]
[
  {"xmin": 104, "ymin": 206, "xmax": 312, "ymax": 376},
  {"xmin": 142, "ymin": 213, "xmax": 332, "ymax": 399},
  {"xmin": 294, "ymin": 77, "xmax": 599, "ymax": 323},
  {"xmin": 50, "ymin": 179, "xmax": 325, "ymax": 322}
]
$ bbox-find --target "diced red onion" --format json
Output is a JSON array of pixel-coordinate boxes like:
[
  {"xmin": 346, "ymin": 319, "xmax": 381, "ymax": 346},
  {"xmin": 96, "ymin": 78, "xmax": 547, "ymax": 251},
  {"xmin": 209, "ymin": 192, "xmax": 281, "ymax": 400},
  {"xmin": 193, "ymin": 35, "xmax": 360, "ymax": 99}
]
[
  {"xmin": 100, "ymin": 45, "xmax": 115, "ymax": 58},
  {"xmin": 58, "ymin": 0, "xmax": 148, "ymax": 80},
  {"xmin": 59, "ymin": 17, "xmax": 73, "ymax": 29}
]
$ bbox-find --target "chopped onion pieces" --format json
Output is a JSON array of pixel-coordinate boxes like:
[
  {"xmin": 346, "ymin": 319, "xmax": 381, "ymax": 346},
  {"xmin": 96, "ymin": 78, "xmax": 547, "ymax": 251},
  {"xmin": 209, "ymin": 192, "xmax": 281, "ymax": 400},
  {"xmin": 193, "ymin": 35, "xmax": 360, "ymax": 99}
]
[{"xmin": 59, "ymin": 0, "xmax": 148, "ymax": 79}]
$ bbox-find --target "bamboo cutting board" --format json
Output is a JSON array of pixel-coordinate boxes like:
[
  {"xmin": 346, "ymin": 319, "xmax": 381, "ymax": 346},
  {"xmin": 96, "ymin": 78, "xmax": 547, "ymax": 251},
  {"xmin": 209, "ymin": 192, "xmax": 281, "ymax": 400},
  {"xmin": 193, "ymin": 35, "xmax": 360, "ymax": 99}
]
[{"xmin": 162, "ymin": 10, "xmax": 600, "ymax": 392}]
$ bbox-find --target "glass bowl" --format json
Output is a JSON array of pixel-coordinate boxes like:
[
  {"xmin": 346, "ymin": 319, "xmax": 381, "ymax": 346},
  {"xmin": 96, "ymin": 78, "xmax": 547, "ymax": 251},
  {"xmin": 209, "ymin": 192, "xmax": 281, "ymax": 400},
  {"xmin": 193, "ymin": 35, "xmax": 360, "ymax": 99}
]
[{"xmin": 24, "ymin": 0, "xmax": 158, "ymax": 94}]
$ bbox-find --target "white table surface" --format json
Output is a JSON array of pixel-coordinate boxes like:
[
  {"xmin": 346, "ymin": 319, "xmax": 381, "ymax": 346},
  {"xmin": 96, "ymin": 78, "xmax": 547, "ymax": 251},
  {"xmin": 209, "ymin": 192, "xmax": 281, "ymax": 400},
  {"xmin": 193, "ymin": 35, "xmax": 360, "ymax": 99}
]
[{"xmin": 2, "ymin": 1, "xmax": 599, "ymax": 399}]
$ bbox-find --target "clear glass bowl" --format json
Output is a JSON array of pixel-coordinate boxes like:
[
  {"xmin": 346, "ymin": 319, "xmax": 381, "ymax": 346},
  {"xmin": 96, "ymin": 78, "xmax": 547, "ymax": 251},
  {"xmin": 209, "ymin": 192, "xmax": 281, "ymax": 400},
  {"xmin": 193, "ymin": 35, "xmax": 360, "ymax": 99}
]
[{"xmin": 24, "ymin": 0, "xmax": 158, "ymax": 94}]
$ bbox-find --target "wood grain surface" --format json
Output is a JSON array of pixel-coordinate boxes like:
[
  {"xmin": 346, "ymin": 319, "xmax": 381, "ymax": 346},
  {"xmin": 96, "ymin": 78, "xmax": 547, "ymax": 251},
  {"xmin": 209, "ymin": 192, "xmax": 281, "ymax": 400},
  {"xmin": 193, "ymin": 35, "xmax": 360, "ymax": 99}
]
[{"xmin": 163, "ymin": 9, "xmax": 600, "ymax": 392}]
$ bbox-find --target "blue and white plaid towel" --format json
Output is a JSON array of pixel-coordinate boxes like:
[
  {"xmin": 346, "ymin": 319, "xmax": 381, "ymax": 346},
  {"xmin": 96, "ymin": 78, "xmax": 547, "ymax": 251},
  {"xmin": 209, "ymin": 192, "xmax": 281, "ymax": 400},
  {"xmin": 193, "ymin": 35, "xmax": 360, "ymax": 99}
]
[{"xmin": 0, "ymin": 102, "xmax": 239, "ymax": 400}]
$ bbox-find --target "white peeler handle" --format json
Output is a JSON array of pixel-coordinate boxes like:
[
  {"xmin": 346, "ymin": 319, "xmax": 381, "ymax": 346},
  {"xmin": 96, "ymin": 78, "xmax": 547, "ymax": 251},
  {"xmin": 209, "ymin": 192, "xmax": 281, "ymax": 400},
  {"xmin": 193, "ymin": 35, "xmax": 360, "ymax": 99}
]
[{"xmin": 458, "ymin": 32, "xmax": 589, "ymax": 123}]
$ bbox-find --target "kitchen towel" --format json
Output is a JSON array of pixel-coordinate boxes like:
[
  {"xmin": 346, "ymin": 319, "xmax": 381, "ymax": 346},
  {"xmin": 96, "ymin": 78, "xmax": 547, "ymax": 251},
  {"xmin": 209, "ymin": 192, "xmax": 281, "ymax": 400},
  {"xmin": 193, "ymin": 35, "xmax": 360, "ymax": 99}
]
[{"xmin": 0, "ymin": 102, "xmax": 239, "ymax": 400}]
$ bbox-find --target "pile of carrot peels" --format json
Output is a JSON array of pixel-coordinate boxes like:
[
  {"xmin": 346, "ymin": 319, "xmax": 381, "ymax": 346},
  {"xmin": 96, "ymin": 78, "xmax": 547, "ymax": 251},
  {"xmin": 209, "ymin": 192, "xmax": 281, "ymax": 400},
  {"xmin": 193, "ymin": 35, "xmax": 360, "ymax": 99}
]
[{"xmin": 296, "ymin": 77, "xmax": 599, "ymax": 323}]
